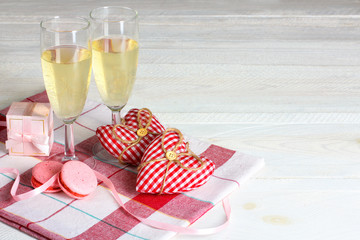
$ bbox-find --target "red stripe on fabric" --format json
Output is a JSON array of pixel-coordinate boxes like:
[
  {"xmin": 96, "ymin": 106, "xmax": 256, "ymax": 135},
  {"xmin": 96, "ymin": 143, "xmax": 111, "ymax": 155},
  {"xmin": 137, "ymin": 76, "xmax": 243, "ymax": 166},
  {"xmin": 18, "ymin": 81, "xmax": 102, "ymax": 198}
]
[
  {"xmin": 132, "ymin": 192, "xmax": 178, "ymax": 211},
  {"xmin": 200, "ymin": 144, "xmax": 236, "ymax": 168},
  {"xmin": 54, "ymin": 124, "xmax": 64, "ymax": 131},
  {"xmin": 71, "ymin": 213, "xmax": 132, "ymax": 240},
  {"xmin": 27, "ymin": 91, "xmax": 49, "ymax": 103},
  {"xmin": 75, "ymin": 135, "xmax": 98, "ymax": 156},
  {"xmin": 21, "ymin": 215, "xmax": 64, "ymax": 240},
  {"xmin": 97, "ymin": 167, "xmax": 126, "ymax": 186},
  {"xmin": 156, "ymin": 193, "xmax": 213, "ymax": 224},
  {"xmin": 0, "ymin": 114, "xmax": 6, "ymax": 132},
  {"xmin": 75, "ymin": 121, "xmax": 96, "ymax": 132},
  {"xmin": 0, "ymin": 120, "xmax": 7, "ymax": 143},
  {"xmin": 0, "ymin": 215, "xmax": 52, "ymax": 240},
  {"xmin": 89, "ymin": 158, "xmax": 139, "ymax": 197},
  {"xmin": 73, "ymin": 171, "xmax": 150, "ymax": 240},
  {"xmin": 72, "ymin": 199, "xmax": 154, "ymax": 240},
  {"xmin": 0, "ymin": 107, "xmax": 10, "ymax": 116},
  {"xmin": 26, "ymin": 199, "xmax": 77, "ymax": 229},
  {"xmin": 74, "ymin": 188, "xmax": 178, "ymax": 239},
  {"xmin": 80, "ymin": 104, "xmax": 101, "ymax": 116}
]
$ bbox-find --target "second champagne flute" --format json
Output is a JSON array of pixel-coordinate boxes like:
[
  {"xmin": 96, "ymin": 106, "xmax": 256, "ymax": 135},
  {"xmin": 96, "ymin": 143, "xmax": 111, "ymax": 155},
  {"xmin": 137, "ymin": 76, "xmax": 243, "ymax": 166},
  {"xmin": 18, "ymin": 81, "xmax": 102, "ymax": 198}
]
[{"xmin": 90, "ymin": 6, "xmax": 139, "ymax": 161}]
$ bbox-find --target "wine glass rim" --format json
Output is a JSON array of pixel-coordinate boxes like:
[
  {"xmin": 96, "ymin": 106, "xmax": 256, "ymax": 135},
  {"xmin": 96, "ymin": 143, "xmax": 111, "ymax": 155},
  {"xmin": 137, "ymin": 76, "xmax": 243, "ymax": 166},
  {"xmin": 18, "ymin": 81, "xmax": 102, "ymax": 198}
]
[
  {"xmin": 40, "ymin": 16, "xmax": 91, "ymax": 33},
  {"xmin": 90, "ymin": 6, "xmax": 138, "ymax": 23}
]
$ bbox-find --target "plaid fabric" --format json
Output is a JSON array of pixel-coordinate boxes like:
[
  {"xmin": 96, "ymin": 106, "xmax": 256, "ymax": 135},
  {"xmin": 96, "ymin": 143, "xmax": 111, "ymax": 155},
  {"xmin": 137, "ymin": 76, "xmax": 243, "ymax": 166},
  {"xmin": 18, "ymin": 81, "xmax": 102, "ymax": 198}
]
[
  {"xmin": 137, "ymin": 131, "xmax": 215, "ymax": 194},
  {"xmin": 96, "ymin": 108, "xmax": 165, "ymax": 165},
  {"xmin": 0, "ymin": 91, "xmax": 265, "ymax": 240}
]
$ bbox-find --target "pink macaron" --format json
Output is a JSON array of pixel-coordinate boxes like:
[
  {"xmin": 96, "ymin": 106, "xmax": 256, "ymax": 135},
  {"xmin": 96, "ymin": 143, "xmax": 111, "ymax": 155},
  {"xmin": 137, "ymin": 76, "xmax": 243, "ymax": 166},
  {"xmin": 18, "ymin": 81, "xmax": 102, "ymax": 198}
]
[
  {"xmin": 58, "ymin": 161, "xmax": 97, "ymax": 199},
  {"xmin": 31, "ymin": 161, "xmax": 63, "ymax": 193}
]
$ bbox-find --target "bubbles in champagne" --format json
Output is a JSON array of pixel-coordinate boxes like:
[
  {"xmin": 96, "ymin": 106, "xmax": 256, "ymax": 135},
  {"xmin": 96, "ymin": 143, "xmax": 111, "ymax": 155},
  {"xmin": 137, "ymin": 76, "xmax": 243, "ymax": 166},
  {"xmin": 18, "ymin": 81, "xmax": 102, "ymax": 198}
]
[
  {"xmin": 92, "ymin": 36, "xmax": 139, "ymax": 109},
  {"xmin": 41, "ymin": 46, "xmax": 92, "ymax": 122}
]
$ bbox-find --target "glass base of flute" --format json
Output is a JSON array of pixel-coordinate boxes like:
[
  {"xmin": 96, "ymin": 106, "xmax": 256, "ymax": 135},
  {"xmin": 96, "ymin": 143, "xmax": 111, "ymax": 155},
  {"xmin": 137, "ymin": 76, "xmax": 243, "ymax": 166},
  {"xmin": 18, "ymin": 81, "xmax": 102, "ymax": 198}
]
[
  {"xmin": 48, "ymin": 118, "xmax": 96, "ymax": 169},
  {"xmin": 92, "ymin": 105, "xmax": 124, "ymax": 163},
  {"xmin": 49, "ymin": 121, "xmax": 78, "ymax": 162},
  {"xmin": 49, "ymin": 119, "xmax": 76, "ymax": 157}
]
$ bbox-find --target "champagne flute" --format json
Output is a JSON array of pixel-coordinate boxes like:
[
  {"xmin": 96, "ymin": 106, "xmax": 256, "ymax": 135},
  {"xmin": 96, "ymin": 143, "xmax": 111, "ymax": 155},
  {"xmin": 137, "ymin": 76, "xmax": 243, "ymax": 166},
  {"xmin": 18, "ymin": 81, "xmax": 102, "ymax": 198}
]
[
  {"xmin": 40, "ymin": 17, "xmax": 92, "ymax": 161},
  {"xmin": 90, "ymin": 6, "xmax": 139, "ymax": 161}
]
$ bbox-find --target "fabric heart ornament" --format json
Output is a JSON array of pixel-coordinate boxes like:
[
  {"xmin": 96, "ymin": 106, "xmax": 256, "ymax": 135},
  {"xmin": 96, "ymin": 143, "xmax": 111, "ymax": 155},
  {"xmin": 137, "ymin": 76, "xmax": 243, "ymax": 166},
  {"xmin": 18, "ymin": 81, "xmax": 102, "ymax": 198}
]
[
  {"xmin": 137, "ymin": 128, "xmax": 215, "ymax": 194},
  {"xmin": 96, "ymin": 108, "xmax": 166, "ymax": 166}
]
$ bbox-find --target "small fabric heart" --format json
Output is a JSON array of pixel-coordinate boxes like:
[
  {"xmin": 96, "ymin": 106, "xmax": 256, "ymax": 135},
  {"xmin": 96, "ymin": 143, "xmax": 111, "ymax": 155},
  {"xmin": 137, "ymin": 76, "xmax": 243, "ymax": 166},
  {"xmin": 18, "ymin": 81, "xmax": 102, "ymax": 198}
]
[
  {"xmin": 96, "ymin": 108, "xmax": 165, "ymax": 166},
  {"xmin": 136, "ymin": 128, "xmax": 215, "ymax": 194}
]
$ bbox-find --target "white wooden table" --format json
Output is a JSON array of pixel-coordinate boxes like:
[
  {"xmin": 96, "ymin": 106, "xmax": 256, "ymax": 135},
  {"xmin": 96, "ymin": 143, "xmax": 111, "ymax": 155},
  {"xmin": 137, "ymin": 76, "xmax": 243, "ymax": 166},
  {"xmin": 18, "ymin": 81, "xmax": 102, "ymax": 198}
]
[{"xmin": 1, "ymin": 0, "xmax": 360, "ymax": 239}]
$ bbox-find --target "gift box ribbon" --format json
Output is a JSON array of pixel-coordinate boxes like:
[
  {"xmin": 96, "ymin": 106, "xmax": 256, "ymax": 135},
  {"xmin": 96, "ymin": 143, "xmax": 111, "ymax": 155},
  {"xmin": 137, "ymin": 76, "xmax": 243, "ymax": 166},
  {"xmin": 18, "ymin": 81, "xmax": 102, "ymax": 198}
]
[{"xmin": 5, "ymin": 117, "xmax": 50, "ymax": 153}]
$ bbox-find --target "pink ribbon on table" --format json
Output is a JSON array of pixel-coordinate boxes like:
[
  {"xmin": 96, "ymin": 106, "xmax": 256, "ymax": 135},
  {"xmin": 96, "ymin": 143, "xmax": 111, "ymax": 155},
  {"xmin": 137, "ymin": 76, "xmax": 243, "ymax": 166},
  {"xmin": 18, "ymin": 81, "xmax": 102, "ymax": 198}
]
[
  {"xmin": 5, "ymin": 117, "xmax": 49, "ymax": 154},
  {"xmin": 0, "ymin": 168, "xmax": 58, "ymax": 201},
  {"xmin": 0, "ymin": 167, "xmax": 231, "ymax": 235},
  {"xmin": 94, "ymin": 171, "xmax": 231, "ymax": 235}
]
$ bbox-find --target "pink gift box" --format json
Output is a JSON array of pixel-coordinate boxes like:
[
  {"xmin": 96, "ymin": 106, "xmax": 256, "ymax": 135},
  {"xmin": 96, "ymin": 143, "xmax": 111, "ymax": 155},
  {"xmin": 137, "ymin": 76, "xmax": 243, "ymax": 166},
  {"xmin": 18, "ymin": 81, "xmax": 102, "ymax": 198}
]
[{"xmin": 5, "ymin": 102, "xmax": 54, "ymax": 156}]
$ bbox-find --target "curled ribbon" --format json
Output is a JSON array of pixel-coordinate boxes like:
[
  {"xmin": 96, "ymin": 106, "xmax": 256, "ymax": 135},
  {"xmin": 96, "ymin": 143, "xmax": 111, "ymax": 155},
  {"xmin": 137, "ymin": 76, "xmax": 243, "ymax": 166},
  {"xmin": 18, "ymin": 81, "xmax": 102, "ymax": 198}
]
[
  {"xmin": 138, "ymin": 128, "xmax": 205, "ymax": 194},
  {"xmin": 112, "ymin": 108, "xmax": 161, "ymax": 164},
  {"xmin": 0, "ymin": 166, "xmax": 230, "ymax": 235}
]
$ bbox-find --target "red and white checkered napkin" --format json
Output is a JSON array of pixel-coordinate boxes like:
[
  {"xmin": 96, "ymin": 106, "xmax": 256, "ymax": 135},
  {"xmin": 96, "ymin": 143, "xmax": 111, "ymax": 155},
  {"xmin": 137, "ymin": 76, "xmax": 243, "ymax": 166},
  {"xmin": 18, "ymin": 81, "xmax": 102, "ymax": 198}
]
[
  {"xmin": 96, "ymin": 108, "xmax": 165, "ymax": 165},
  {"xmin": 137, "ymin": 129, "xmax": 215, "ymax": 194},
  {"xmin": 0, "ymin": 91, "xmax": 265, "ymax": 240}
]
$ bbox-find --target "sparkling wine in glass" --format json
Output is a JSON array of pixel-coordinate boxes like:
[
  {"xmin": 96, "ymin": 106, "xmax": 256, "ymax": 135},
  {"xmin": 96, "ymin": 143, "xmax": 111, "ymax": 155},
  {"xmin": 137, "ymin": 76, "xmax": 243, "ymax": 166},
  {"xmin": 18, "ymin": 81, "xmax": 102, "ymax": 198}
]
[
  {"xmin": 40, "ymin": 17, "xmax": 92, "ymax": 161},
  {"xmin": 90, "ymin": 6, "xmax": 139, "ymax": 161}
]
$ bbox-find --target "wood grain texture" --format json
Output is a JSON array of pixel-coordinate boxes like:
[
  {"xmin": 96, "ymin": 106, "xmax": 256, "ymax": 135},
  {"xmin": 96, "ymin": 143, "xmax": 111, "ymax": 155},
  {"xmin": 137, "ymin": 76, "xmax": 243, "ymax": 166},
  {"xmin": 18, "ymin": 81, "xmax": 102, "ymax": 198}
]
[
  {"xmin": 176, "ymin": 178, "xmax": 360, "ymax": 240},
  {"xmin": 1, "ymin": 15, "xmax": 360, "ymax": 113},
  {"xmin": 1, "ymin": 0, "xmax": 360, "ymax": 239}
]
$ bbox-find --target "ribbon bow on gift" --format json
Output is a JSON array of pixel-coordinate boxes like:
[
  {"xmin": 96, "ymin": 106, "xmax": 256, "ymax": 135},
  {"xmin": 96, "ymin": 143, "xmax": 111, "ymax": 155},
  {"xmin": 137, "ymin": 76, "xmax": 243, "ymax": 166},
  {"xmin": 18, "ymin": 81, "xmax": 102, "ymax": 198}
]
[
  {"xmin": 6, "ymin": 130, "xmax": 49, "ymax": 153},
  {"xmin": 5, "ymin": 117, "xmax": 49, "ymax": 154},
  {"xmin": 112, "ymin": 108, "xmax": 162, "ymax": 164}
]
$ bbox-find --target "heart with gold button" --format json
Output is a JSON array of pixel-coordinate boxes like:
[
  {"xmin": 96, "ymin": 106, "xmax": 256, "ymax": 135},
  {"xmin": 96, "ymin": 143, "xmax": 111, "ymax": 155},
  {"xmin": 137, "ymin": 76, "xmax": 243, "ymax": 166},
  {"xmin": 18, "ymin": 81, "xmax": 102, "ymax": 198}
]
[
  {"xmin": 96, "ymin": 108, "xmax": 166, "ymax": 166},
  {"xmin": 136, "ymin": 128, "xmax": 215, "ymax": 194}
]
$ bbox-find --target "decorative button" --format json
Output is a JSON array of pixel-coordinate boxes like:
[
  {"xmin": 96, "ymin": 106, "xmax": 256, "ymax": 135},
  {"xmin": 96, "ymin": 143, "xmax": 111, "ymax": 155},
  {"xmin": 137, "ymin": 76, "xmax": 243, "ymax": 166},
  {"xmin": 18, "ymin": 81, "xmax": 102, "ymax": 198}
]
[
  {"xmin": 165, "ymin": 151, "xmax": 177, "ymax": 161},
  {"xmin": 137, "ymin": 128, "xmax": 148, "ymax": 137}
]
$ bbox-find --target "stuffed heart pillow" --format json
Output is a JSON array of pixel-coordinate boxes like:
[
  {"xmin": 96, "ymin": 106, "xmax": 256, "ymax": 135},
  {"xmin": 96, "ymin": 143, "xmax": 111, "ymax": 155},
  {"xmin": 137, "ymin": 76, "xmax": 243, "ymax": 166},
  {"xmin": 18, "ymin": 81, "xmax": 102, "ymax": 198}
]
[
  {"xmin": 96, "ymin": 108, "xmax": 165, "ymax": 166},
  {"xmin": 136, "ymin": 128, "xmax": 215, "ymax": 194}
]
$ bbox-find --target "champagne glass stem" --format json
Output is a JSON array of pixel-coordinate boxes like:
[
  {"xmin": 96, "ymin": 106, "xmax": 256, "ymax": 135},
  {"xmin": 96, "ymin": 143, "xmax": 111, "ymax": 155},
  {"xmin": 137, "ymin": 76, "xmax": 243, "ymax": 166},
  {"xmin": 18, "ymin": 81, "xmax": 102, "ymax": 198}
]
[
  {"xmin": 111, "ymin": 107, "xmax": 124, "ymax": 125},
  {"xmin": 64, "ymin": 123, "xmax": 78, "ymax": 160}
]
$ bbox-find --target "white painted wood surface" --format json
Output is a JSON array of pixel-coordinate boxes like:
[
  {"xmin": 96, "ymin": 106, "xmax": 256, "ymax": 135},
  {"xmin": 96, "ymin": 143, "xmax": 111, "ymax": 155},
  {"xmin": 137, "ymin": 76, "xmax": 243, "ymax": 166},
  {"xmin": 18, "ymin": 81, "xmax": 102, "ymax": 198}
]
[{"xmin": 1, "ymin": 0, "xmax": 360, "ymax": 239}]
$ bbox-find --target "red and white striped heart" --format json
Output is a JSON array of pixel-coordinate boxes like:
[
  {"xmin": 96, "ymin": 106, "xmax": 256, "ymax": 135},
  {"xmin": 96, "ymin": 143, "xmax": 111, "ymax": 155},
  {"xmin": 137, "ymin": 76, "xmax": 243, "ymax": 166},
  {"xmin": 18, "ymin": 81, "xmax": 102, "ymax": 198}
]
[
  {"xmin": 96, "ymin": 108, "xmax": 165, "ymax": 166},
  {"xmin": 136, "ymin": 128, "xmax": 215, "ymax": 194}
]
